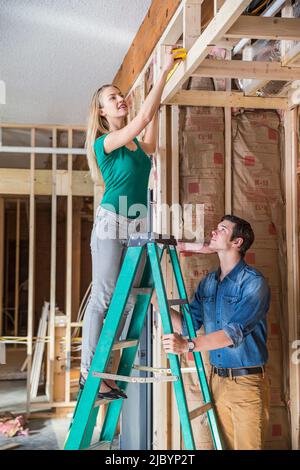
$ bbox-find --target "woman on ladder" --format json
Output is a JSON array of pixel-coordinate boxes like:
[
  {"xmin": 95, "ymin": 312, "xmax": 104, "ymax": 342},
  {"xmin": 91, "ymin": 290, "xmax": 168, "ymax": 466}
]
[{"xmin": 81, "ymin": 46, "xmax": 182, "ymax": 399}]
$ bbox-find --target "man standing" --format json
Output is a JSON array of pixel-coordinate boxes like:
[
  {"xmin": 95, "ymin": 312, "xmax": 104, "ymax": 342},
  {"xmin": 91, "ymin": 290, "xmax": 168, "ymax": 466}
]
[{"xmin": 154, "ymin": 215, "xmax": 271, "ymax": 450}]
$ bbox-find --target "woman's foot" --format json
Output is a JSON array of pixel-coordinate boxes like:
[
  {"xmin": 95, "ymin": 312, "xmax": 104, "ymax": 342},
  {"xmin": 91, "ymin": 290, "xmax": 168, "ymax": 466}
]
[
  {"xmin": 79, "ymin": 374, "xmax": 127, "ymax": 400},
  {"xmin": 102, "ymin": 380, "xmax": 127, "ymax": 399}
]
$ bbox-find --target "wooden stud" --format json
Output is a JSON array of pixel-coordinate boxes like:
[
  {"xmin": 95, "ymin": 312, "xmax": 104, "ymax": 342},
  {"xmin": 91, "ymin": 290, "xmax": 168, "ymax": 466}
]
[
  {"xmin": 224, "ymin": 50, "xmax": 232, "ymax": 215},
  {"xmin": 284, "ymin": 108, "xmax": 300, "ymax": 450},
  {"xmin": 72, "ymin": 198, "xmax": 82, "ymax": 322},
  {"xmin": 183, "ymin": 0, "xmax": 202, "ymax": 52},
  {"xmin": 0, "ymin": 198, "xmax": 4, "ymax": 336},
  {"xmin": 64, "ymin": 129, "xmax": 73, "ymax": 404},
  {"xmin": 14, "ymin": 199, "xmax": 20, "ymax": 341},
  {"xmin": 47, "ymin": 128, "xmax": 57, "ymax": 403},
  {"xmin": 26, "ymin": 128, "xmax": 36, "ymax": 414}
]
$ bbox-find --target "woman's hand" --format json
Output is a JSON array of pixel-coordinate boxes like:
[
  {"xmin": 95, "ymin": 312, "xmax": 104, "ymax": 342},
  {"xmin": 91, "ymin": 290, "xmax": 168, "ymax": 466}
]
[
  {"xmin": 177, "ymin": 241, "xmax": 216, "ymax": 254},
  {"xmin": 162, "ymin": 45, "xmax": 182, "ymax": 74}
]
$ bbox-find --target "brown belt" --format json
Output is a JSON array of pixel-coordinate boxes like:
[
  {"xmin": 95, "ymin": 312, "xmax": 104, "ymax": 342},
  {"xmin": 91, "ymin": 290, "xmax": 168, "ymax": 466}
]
[{"xmin": 212, "ymin": 366, "xmax": 265, "ymax": 378}]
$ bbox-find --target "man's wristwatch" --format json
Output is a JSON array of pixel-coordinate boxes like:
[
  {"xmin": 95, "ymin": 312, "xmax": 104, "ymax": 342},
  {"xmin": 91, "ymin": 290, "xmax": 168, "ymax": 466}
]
[{"xmin": 187, "ymin": 340, "xmax": 195, "ymax": 352}]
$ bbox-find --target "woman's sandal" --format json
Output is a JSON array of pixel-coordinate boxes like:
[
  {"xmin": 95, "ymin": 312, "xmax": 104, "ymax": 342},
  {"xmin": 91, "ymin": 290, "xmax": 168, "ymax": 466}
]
[
  {"xmin": 79, "ymin": 373, "xmax": 120, "ymax": 401},
  {"xmin": 103, "ymin": 380, "xmax": 128, "ymax": 399}
]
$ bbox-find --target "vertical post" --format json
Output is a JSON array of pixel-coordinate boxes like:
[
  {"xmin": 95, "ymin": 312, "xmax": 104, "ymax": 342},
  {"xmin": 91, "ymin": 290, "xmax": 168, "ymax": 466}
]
[
  {"xmin": 65, "ymin": 129, "xmax": 73, "ymax": 404},
  {"xmin": 183, "ymin": 0, "xmax": 202, "ymax": 52},
  {"xmin": 0, "ymin": 198, "xmax": 4, "ymax": 336},
  {"xmin": 153, "ymin": 71, "xmax": 168, "ymax": 447},
  {"xmin": 170, "ymin": 104, "xmax": 181, "ymax": 449},
  {"xmin": 284, "ymin": 108, "xmax": 300, "ymax": 450},
  {"xmin": 47, "ymin": 128, "xmax": 57, "ymax": 402},
  {"xmin": 14, "ymin": 199, "xmax": 21, "ymax": 342},
  {"xmin": 225, "ymin": 49, "xmax": 232, "ymax": 214},
  {"xmin": 157, "ymin": 104, "xmax": 167, "ymax": 234},
  {"xmin": 26, "ymin": 128, "xmax": 36, "ymax": 413}
]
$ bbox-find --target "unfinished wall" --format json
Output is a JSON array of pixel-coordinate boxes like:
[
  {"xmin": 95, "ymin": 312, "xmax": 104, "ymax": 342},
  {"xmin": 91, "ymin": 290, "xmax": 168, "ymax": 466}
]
[
  {"xmin": 179, "ymin": 76, "xmax": 225, "ymax": 450},
  {"xmin": 178, "ymin": 93, "xmax": 290, "ymax": 448},
  {"xmin": 232, "ymin": 110, "xmax": 290, "ymax": 449}
]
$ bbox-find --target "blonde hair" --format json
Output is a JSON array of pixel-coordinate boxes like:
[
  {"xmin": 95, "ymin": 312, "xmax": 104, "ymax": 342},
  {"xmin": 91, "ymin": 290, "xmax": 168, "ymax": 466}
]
[{"xmin": 85, "ymin": 84, "xmax": 120, "ymax": 184}]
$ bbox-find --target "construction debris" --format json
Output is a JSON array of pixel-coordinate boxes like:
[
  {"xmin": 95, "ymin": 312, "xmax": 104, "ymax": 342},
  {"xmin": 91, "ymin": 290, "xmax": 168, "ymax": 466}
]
[{"xmin": 0, "ymin": 413, "xmax": 29, "ymax": 438}]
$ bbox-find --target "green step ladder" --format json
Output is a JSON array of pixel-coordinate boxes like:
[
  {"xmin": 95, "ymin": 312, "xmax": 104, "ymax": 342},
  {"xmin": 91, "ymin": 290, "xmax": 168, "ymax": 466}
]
[
  {"xmin": 64, "ymin": 193, "xmax": 223, "ymax": 450},
  {"xmin": 64, "ymin": 236, "xmax": 223, "ymax": 450}
]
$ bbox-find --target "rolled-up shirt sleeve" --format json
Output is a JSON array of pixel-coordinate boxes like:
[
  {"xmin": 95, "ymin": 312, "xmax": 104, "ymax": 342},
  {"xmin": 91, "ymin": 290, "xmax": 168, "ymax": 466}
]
[
  {"xmin": 182, "ymin": 282, "xmax": 203, "ymax": 337},
  {"xmin": 223, "ymin": 276, "xmax": 270, "ymax": 348}
]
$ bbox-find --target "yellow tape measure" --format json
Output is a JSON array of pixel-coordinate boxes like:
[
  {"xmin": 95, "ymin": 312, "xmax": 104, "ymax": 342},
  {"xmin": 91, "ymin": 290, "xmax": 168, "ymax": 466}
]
[{"xmin": 167, "ymin": 47, "xmax": 187, "ymax": 82}]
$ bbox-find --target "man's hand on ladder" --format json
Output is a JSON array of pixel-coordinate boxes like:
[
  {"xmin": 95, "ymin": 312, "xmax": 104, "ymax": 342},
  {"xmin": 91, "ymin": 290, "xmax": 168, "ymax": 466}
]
[{"xmin": 163, "ymin": 333, "xmax": 189, "ymax": 355}]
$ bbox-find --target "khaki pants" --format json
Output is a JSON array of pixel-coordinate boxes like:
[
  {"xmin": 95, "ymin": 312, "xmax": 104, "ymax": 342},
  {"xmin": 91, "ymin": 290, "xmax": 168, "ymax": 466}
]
[{"xmin": 209, "ymin": 370, "xmax": 270, "ymax": 450}]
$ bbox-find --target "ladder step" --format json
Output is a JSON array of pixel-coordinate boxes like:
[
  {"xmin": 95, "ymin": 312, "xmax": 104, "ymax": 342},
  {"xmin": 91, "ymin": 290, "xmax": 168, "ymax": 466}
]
[
  {"xmin": 168, "ymin": 299, "xmax": 189, "ymax": 306},
  {"xmin": 189, "ymin": 403, "xmax": 213, "ymax": 421},
  {"xmin": 133, "ymin": 365, "xmax": 197, "ymax": 375},
  {"xmin": 92, "ymin": 371, "xmax": 178, "ymax": 383},
  {"xmin": 112, "ymin": 339, "xmax": 138, "ymax": 351},
  {"xmin": 131, "ymin": 287, "xmax": 152, "ymax": 295}
]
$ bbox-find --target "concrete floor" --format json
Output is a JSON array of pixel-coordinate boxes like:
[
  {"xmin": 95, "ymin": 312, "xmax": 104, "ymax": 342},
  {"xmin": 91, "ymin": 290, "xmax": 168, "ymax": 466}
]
[
  {"xmin": 0, "ymin": 380, "xmax": 71, "ymax": 450},
  {"xmin": 0, "ymin": 380, "xmax": 120, "ymax": 450}
]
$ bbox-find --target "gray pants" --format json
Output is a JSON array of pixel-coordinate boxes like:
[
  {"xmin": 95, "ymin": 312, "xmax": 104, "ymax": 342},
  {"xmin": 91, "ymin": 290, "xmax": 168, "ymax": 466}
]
[{"xmin": 81, "ymin": 207, "xmax": 147, "ymax": 375}]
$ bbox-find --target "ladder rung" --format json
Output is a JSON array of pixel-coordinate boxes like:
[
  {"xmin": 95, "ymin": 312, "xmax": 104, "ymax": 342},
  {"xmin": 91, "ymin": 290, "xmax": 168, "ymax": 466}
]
[
  {"xmin": 168, "ymin": 299, "xmax": 189, "ymax": 306},
  {"xmin": 189, "ymin": 403, "xmax": 213, "ymax": 421},
  {"xmin": 112, "ymin": 339, "xmax": 138, "ymax": 351},
  {"xmin": 92, "ymin": 371, "xmax": 178, "ymax": 383},
  {"xmin": 131, "ymin": 287, "xmax": 152, "ymax": 295},
  {"xmin": 133, "ymin": 365, "xmax": 197, "ymax": 375}
]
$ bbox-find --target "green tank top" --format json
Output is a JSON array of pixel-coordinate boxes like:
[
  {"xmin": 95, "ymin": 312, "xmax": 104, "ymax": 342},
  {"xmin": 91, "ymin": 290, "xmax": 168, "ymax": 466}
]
[{"xmin": 94, "ymin": 134, "xmax": 151, "ymax": 219}]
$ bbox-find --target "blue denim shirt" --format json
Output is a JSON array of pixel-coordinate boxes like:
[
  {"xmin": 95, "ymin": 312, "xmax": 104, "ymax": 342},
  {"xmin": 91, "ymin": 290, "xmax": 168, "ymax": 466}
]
[{"xmin": 182, "ymin": 258, "xmax": 270, "ymax": 368}]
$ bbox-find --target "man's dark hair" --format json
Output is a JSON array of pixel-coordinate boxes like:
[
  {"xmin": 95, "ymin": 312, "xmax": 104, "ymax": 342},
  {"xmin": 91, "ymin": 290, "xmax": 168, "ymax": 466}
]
[{"xmin": 221, "ymin": 215, "xmax": 254, "ymax": 258}]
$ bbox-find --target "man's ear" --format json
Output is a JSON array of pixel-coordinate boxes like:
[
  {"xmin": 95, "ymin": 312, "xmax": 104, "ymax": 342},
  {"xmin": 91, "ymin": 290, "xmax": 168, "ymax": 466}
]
[{"xmin": 233, "ymin": 237, "xmax": 243, "ymax": 249}]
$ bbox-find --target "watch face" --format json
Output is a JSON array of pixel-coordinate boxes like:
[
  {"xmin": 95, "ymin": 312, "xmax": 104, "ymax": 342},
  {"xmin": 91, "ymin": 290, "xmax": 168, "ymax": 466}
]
[{"xmin": 188, "ymin": 341, "xmax": 195, "ymax": 352}]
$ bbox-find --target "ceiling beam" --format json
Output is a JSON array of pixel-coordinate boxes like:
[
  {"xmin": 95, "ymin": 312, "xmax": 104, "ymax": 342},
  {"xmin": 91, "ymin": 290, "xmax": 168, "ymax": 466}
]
[
  {"xmin": 225, "ymin": 16, "xmax": 300, "ymax": 41},
  {"xmin": 161, "ymin": 0, "xmax": 252, "ymax": 104},
  {"xmin": 191, "ymin": 59, "xmax": 300, "ymax": 81},
  {"xmin": 113, "ymin": 0, "xmax": 182, "ymax": 95},
  {"xmin": 166, "ymin": 89, "xmax": 288, "ymax": 109},
  {"xmin": 114, "ymin": 0, "xmax": 216, "ymax": 96}
]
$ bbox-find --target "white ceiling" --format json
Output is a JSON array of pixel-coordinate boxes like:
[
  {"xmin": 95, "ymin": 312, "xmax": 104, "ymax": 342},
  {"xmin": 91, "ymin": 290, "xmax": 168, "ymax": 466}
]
[{"xmin": 0, "ymin": 0, "xmax": 152, "ymax": 126}]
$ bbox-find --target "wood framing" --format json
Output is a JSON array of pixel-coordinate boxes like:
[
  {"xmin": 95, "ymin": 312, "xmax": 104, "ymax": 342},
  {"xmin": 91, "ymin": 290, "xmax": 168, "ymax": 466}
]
[
  {"xmin": 113, "ymin": 0, "xmax": 182, "ymax": 95},
  {"xmin": 0, "ymin": 170, "xmax": 93, "ymax": 196},
  {"xmin": 167, "ymin": 90, "xmax": 288, "ymax": 109},
  {"xmin": 224, "ymin": 51, "xmax": 232, "ymax": 214},
  {"xmin": 64, "ymin": 129, "xmax": 73, "ymax": 403},
  {"xmin": 47, "ymin": 128, "xmax": 57, "ymax": 402},
  {"xmin": 224, "ymin": 16, "xmax": 300, "ymax": 41},
  {"xmin": 284, "ymin": 108, "xmax": 300, "ymax": 450},
  {"xmin": 191, "ymin": 59, "xmax": 300, "ymax": 81},
  {"xmin": 161, "ymin": 0, "xmax": 252, "ymax": 104},
  {"xmin": 26, "ymin": 128, "xmax": 35, "ymax": 413},
  {"xmin": 14, "ymin": 199, "xmax": 20, "ymax": 339},
  {"xmin": 122, "ymin": 0, "xmax": 300, "ymax": 450},
  {"xmin": 0, "ymin": 198, "xmax": 4, "ymax": 336}
]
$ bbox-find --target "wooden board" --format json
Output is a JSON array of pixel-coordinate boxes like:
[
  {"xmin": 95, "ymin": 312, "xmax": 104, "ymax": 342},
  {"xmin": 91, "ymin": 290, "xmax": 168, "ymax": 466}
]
[{"xmin": 113, "ymin": 0, "xmax": 182, "ymax": 95}]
